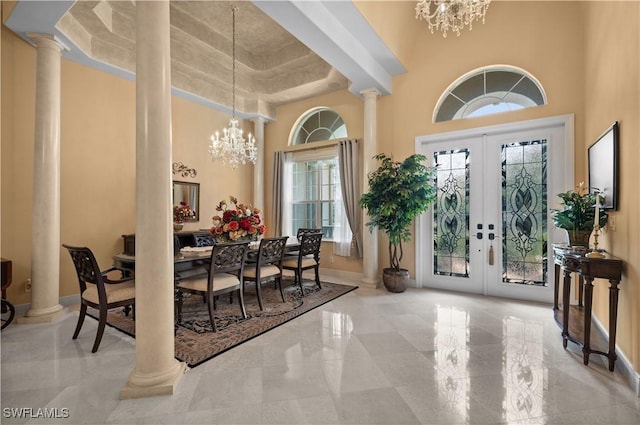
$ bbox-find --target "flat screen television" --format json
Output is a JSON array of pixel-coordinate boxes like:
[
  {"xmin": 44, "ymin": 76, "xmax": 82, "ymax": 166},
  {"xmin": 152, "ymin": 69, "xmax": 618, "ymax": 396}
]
[{"xmin": 588, "ymin": 121, "xmax": 619, "ymax": 210}]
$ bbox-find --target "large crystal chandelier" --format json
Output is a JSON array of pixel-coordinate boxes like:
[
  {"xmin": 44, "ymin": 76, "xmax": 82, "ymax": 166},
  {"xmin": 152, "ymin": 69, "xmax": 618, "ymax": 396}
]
[
  {"xmin": 209, "ymin": 7, "xmax": 257, "ymax": 169},
  {"xmin": 415, "ymin": 0, "xmax": 491, "ymax": 38}
]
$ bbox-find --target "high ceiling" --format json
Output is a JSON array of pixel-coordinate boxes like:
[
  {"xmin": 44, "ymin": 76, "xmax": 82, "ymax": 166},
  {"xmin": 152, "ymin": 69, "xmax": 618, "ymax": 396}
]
[{"xmin": 6, "ymin": 0, "xmax": 405, "ymax": 120}]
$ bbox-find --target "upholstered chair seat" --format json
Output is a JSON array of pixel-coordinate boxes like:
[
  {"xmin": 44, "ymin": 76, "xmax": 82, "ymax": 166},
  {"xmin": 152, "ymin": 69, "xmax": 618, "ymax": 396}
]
[
  {"xmin": 82, "ymin": 281, "xmax": 135, "ymax": 305},
  {"xmin": 282, "ymin": 257, "xmax": 317, "ymax": 269},
  {"xmin": 177, "ymin": 273, "xmax": 240, "ymax": 293},
  {"xmin": 243, "ymin": 265, "xmax": 281, "ymax": 279}
]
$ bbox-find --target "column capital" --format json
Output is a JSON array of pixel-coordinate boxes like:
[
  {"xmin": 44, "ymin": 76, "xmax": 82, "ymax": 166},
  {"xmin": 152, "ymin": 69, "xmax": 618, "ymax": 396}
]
[
  {"xmin": 251, "ymin": 117, "xmax": 266, "ymax": 126},
  {"xmin": 360, "ymin": 88, "xmax": 381, "ymax": 99},
  {"xmin": 25, "ymin": 33, "xmax": 68, "ymax": 52}
]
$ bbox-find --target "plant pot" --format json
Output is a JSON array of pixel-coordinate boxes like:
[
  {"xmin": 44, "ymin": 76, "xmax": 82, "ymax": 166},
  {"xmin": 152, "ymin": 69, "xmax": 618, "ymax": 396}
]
[
  {"xmin": 566, "ymin": 229, "xmax": 591, "ymax": 248},
  {"xmin": 382, "ymin": 268, "xmax": 409, "ymax": 293},
  {"xmin": 173, "ymin": 222, "xmax": 184, "ymax": 232}
]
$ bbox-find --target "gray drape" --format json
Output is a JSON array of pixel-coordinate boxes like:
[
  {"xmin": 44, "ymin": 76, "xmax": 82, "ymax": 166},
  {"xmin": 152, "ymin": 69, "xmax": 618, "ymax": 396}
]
[
  {"xmin": 337, "ymin": 139, "xmax": 362, "ymax": 257},
  {"xmin": 271, "ymin": 151, "xmax": 285, "ymax": 236}
]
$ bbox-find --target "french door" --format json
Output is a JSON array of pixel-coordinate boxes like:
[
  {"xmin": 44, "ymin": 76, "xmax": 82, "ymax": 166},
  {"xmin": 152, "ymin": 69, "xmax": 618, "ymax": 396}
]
[{"xmin": 416, "ymin": 116, "xmax": 573, "ymax": 303}]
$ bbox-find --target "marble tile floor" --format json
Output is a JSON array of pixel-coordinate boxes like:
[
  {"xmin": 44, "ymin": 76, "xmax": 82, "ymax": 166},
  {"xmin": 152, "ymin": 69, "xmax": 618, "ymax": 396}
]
[{"xmin": 2, "ymin": 286, "xmax": 639, "ymax": 425}]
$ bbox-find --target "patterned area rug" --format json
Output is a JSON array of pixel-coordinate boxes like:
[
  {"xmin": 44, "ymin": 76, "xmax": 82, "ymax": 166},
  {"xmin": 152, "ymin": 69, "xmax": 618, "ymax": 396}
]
[{"xmin": 89, "ymin": 279, "xmax": 357, "ymax": 367}]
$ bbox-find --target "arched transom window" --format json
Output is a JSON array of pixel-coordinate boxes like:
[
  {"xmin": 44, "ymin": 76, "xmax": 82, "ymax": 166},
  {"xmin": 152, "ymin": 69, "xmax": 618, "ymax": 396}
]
[
  {"xmin": 434, "ymin": 66, "xmax": 546, "ymax": 122},
  {"xmin": 291, "ymin": 107, "xmax": 348, "ymax": 145}
]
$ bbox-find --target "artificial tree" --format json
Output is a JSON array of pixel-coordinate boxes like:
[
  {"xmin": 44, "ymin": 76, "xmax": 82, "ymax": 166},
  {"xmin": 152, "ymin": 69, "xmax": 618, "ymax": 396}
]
[{"xmin": 360, "ymin": 153, "xmax": 437, "ymax": 291}]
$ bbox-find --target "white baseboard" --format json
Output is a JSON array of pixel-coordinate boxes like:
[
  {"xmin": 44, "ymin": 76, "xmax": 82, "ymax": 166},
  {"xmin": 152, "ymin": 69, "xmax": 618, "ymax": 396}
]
[
  {"xmin": 12, "ymin": 294, "xmax": 81, "ymax": 317},
  {"xmin": 592, "ymin": 312, "xmax": 640, "ymax": 396},
  {"xmin": 283, "ymin": 267, "xmax": 365, "ymax": 288}
]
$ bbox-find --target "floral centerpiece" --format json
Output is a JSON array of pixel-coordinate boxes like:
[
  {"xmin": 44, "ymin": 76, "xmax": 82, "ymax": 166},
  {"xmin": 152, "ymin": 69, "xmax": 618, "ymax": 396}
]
[
  {"xmin": 209, "ymin": 196, "xmax": 266, "ymax": 242},
  {"xmin": 173, "ymin": 201, "xmax": 196, "ymax": 223}
]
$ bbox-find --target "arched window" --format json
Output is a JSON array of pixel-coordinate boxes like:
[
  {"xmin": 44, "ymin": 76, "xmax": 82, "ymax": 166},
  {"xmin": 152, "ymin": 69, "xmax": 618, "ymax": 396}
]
[
  {"xmin": 434, "ymin": 66, "xmax": 546, "ymax": 122},
  {"xmin": 283, "ymin": 108, "xmax": 349, "ymax": 243},
  {"xmin": 291, "ymin": 107, "xmax": 348, "ymax": 145}
]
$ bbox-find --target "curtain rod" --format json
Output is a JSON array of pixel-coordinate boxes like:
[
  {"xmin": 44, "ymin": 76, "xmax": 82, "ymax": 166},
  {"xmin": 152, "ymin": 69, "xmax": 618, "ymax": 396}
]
[{"xmin": 281, "ymin": 138, "xmax": 358, "ymax": 154}]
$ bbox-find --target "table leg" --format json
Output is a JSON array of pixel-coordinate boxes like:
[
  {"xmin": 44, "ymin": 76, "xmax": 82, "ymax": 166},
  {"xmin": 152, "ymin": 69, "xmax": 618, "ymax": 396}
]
[
  {"xmin": 578, "ymin": 275, "xmax": 584, "ymax": 307},
  {"xmin": 608, "ymin": 280, "xmax": 620, "ymax": 371},
  {"xmin": 553, "ymin": 263, "xmax": 560, "ymax": 311},
  {"xmin": 582, "ymin": 276, "xmax": 595, "ymax": 365},
  {"xmin": 562, "ymin": 268, "xmax": 572, "ymax": 348},
  {"xmin": 174, "ymin": 285, "xmax": 185, "ymax": 336}
]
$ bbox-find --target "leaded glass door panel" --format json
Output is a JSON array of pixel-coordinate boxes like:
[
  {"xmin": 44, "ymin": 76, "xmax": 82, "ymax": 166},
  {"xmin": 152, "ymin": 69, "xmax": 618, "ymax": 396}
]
[
  {"xmin": 417, "ymin": 118, "xmax": 569, "ymax": 303},
  {"xmin": 421, "ymin": 136, "xmax": 485, "ymax": 295}
]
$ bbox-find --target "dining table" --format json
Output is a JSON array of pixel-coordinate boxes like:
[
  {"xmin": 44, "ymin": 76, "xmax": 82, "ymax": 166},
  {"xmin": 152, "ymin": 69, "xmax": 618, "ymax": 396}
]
[
  {"xmin": 112, "ymin": 240, "xmax": 300, "ymax": 279},
  {"xmin": 112, "ymin": 240, "xmax": 301, "ymax": 325}
]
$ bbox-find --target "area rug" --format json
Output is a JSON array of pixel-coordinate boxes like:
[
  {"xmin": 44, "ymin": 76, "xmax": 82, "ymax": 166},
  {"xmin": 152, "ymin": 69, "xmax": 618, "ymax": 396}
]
[{"xmin": 89, "ymin": 279, "xmax": 357, "ymax": 367}]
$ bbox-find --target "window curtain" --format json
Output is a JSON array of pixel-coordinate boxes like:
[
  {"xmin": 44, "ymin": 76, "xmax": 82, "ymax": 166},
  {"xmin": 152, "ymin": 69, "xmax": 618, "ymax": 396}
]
[
  {"xmin": 336, "ymin": 139, "xmax": 362, "ymax": 257},
  {"xmin": 271, "ymin": 151, "xmax": 292, "ymax": 237},
  {"xmin": 271, "ymin": 151, "xmax": 284, "ymax": 236}
]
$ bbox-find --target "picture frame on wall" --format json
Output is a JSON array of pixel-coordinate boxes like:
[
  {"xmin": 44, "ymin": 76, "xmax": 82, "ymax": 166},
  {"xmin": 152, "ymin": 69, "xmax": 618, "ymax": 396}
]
[{"xmin": 588, "ymin": 121, "xmax": 619, "ymax": 210}]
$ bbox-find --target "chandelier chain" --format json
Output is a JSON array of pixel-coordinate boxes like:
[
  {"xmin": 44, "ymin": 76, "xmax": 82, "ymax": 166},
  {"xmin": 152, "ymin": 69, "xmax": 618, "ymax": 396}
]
[{"xmin": 232, "ymin": 6, "xmax": 236, "ymax": 119}]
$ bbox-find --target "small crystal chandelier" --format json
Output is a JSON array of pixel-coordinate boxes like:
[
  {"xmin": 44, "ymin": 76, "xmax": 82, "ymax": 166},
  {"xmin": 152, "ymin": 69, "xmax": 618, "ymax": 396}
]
[
  {"xmin": 209, "ymin": 6, "xmax": 257, "ymax": 169},
  {"xmin": 415, "ymin": 0, "xmax": 491, "ymax": 38}
]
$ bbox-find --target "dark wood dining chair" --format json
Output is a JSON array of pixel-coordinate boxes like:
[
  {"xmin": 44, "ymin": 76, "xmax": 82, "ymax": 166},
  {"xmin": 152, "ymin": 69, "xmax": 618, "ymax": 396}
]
[
  {"xmin": 282, "ymin": 232, "xmax": 323, "ymax": 295},
  {"xmin": 63, "ymin": 244, "xmax": 135, "ymax": 353},
  {"xmin": 296, "ymin": 228, "xmax": 322, "ymax": 241},
  {"xmin": 193, "ymin": 232, "xmax": 216, "ymax": 247},
  {"xmin": 176, "ymin": 241, "xmax": 249, "ymax": 332},
  {"xmin": 242, "ymin": 236, "xmax": 289, "ymax": 310}
]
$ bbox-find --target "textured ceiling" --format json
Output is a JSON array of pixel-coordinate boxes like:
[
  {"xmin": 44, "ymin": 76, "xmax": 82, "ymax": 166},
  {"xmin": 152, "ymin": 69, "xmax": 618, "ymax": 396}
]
[
  {"xmin": 57, "ymin": 0, "xmax": 349, "ymax": 118},
  {"xmin": 6, "ymin": 0, "xmax": 405, "ymax": 120}
]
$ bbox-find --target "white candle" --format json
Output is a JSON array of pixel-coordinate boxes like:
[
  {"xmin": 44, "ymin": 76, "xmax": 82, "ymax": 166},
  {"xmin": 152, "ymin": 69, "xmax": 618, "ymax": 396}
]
[{"xmin": 594, "ymin": 198, "xmax": 600, "ymax": 227}]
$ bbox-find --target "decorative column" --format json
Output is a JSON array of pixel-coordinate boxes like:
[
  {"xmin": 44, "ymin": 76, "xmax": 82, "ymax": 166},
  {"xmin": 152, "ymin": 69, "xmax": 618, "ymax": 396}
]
[
  {"xmin": 252, "ymin": 117, "xmax": 265, "ymax": 210},
  {"xmin": 120, "ymin": 1, "xmax": 187, "ymax": 399},
  {"xmin": 360, "ymin": 88, "xmax": 381, "ymax": 287},
  {"xmin": 20, "ymin": 34, "xmax": 65, "ymax": 323}
]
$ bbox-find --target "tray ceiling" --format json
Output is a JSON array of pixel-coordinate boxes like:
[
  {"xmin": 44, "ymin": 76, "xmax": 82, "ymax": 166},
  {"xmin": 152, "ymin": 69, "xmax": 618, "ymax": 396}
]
[{"xmin": 6, "ymin": 0, "xmax": 405, "ymax": 120}]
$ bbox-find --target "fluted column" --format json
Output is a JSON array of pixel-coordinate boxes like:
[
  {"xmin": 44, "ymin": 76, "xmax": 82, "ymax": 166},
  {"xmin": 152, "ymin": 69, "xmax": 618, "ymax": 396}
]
[
  {"xmin": 20, "ymin": 34, "xmax": 65, "ymax": 323},
  {"xmin": 360, "ymin": 88, "xmax": 381, "ymax": 288},
  {"xmin": 120, "ymin": 1, "xmax": 187, "ymax": 399},
  {"xmin": 252, "ymin": 117, "xmax": 265, "ymax": 210}
]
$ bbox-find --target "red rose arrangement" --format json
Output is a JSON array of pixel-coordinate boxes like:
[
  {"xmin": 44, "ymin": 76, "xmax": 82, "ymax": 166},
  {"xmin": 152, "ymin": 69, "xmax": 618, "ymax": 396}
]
[
  {"xmin": 210, "ymin": 196, "xmax": 266, "ymax": 242},
  {"xmin": 173, "ymin": 201, "xmax": 196, "ymax": 223}
]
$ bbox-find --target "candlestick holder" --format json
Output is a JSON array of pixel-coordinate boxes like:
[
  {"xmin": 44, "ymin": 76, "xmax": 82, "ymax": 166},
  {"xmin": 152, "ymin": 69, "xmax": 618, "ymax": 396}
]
[{"xmin": 586, "ymin": 224, "xmax": 605, "ymax": 258}]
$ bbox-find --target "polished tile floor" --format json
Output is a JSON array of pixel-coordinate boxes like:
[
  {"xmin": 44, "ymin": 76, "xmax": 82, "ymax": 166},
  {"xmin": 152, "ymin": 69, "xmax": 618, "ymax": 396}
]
[{"xmin": 2, "ymin": 286, "xmax": 639, "ymax": 425}]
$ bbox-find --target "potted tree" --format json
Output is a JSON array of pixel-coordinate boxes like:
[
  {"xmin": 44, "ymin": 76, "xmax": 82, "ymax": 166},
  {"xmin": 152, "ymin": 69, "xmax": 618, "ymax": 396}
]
[
  {"xmin": 360, "ymin": 153, "xmax": 437, "ymax": 292},
  {"xmin": 551, "ymin": 182, "xmax": 608, "ymax": 247}
]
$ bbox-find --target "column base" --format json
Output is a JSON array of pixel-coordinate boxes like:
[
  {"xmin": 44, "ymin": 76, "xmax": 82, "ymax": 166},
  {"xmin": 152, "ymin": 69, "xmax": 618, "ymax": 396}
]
[
  {"xmin": 18, "ymin": 304, "xmax": 65, "ymax": 324},
  {"xmin": 120, "ymin": 361, "xmax": 188, "ymax": 400},
  {"xmin": 360, "ymin": 277, "xmax": 380, "ymax": 289}
]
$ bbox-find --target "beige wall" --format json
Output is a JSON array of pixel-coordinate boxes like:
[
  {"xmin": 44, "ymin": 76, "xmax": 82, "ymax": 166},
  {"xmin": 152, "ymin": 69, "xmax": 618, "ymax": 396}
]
[
  {"xmin": 583, "ymin": 1, "xmax": 640, "ymax": 368},
  {"xmin": 1, "ymin": 26, "xmax": 254, "ymax": 305}
]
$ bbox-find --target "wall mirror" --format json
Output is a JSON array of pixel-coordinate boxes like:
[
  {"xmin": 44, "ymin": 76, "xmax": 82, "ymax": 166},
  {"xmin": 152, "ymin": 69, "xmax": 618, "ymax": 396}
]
[
  {"xmin": 588, "ymin": 121, "xmax": 619, "ymax": 210},
  {"xmin": 173, "ymin": 181, "xmax": 199, "ymax": 221}
]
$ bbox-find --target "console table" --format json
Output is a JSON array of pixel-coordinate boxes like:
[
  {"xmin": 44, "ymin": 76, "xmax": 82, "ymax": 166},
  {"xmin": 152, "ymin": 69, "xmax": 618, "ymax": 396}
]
[{"xmin": 552, "ymin": 245, "xmax": 624, "ymax": 371}]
